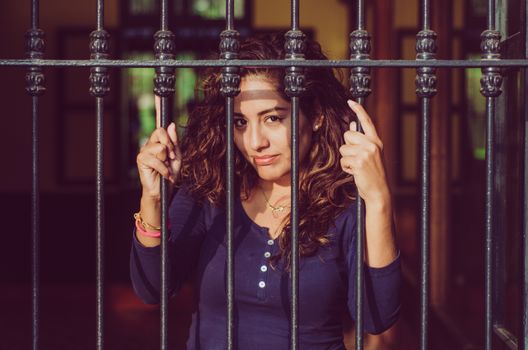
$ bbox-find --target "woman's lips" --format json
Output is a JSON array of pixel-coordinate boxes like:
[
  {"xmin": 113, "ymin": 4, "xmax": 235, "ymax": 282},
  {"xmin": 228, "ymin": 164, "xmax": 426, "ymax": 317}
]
[{"xmin": 253, "ymin": 155, "xmax": 279, "ymax": 166}]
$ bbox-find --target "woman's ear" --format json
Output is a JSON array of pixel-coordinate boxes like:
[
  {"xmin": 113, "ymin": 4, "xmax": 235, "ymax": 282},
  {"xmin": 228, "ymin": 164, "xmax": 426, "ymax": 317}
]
[{"xmin": 312, "ymin": 115, "xmax": 325, "ymax": 131}]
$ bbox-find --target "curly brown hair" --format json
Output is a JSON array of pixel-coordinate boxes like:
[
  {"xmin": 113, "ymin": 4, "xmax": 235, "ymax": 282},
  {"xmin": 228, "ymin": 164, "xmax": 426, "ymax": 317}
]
[{"xmin": 179, "ymin": 33, "xmax": 356, "ymax": 265}]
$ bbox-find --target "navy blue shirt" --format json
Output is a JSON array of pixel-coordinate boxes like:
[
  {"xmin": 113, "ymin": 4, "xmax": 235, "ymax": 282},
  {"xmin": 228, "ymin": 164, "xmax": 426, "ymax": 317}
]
[{"xmin": 130, "ymin": 187, "xmax": 401, "ymax": 349}]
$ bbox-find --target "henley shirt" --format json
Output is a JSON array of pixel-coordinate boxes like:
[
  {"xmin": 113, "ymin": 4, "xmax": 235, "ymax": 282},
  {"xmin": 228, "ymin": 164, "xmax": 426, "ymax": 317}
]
[{"xmin": 130, "ymin": 186, "xmax": 401, "ymax": 349}]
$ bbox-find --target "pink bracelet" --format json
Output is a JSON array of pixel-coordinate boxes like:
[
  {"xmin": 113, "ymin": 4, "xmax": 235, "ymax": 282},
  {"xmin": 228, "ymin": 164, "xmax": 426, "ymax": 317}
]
[{"xmin": 135, "ymin": 219, "xmax": 161, "ymax": 238}]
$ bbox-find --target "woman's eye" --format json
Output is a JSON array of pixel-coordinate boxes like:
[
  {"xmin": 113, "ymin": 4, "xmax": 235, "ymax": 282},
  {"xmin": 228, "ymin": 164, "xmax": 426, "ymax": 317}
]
[
  {"xmin": 266, "ymin": 115, "xmax": 282, "ymax": 123},
  {"xmin": 234, "ymin": 118, "xmax": 246, "ymax": 127}
]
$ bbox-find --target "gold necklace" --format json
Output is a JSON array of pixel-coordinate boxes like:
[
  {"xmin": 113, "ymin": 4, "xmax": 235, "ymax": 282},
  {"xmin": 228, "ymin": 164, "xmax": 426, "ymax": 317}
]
[{"xmin": 260, "ymin": 187, "xmax": 291, "ymax": 216}]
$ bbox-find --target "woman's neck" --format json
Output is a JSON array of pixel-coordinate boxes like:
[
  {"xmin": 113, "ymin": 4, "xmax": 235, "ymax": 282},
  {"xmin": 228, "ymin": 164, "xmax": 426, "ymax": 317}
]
[{"xmin": 257, "ymin": 179, "xmax": 291, "ymax": 204}]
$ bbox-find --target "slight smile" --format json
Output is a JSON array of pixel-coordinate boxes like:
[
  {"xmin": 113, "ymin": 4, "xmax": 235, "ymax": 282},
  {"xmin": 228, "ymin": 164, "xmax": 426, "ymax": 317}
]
[{"xmin": 253, "ymin": 155, "xmax": 279, "ymax": 166}]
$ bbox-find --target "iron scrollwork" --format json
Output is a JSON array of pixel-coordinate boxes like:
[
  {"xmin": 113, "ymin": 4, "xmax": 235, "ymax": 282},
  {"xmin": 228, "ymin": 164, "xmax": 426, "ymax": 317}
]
[
  {"xmin": 25, "ymin": 29, "xmax": 45, "ymax": 96},
  {"xmin": 220, "ymin": 29, "xmax": 240, "ymax": 98},
  {"xmin": 415, "ymin": 29, "xmax": 437, "ymax": 98},
  {"xmin": 154, "ymin": 30, "xmax": 176, "ymax": 97},
  {"xmin": 284, "ymin": 30, "xmax": 306, "ymax": 98},
  {"xmin": 89, "ymin": 30, "xmax": 110, "ymax": 97},
  {"xmin": 349, "ymin": 29, "xmax": 371, "ymax": 99},
  {"xmin": 480, "ymin": 30, "xmax": 502, "ymax": 98}
]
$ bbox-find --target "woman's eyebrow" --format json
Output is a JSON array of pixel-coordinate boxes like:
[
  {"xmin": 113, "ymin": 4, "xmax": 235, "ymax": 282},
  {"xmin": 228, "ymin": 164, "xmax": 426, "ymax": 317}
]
[{"xmin": 234, "ymin": 106, "xmax": 289, "ymax": 118}]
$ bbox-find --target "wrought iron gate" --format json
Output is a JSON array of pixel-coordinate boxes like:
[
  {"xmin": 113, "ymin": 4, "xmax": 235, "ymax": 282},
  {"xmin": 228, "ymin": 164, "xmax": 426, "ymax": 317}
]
[{"xmin": 0, "ymin": 0, "xmax": 527, "ymax": 349}]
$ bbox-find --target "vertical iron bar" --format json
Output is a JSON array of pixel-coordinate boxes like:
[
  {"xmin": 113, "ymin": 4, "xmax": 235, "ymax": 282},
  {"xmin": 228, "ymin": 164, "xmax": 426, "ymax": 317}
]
[
  {"xmin": 480, "ymin": 0, "xmax": 502, "ymax": 345},
  {"xmin": 356, "ymin": 0, "xmax": 365, "ymax": 30},
  {"xmin": 225, "ymin": 96, "xmax": 235, "ymax": 350},
  {"xmin": 285, "ymin": 10, "xmax": 305, "ymax": 347},
  {"xmin": 26, "ymin": 0, "xmax": 45, "ymax": 348},
  {"xmin": 95, "ymin": 2, "xmax": 104, "ymax": 350},
  {"xmin": 95, "ymin": 96, "xmax": 105, "ymax": 350},
  {"xmin": 349, "ymin": 8, "xmax": 371, "ymax": 346},
  {"xmin": 523, "ymin": 3, "xmax": 528, "ymax": 347},
  {"xmin": 222, "ymin": 2, "xmax": 238, "ymax": 348},
  {"xmin": 160, "ymin": 97, "xmax": 169, "ymax": 350},
  {"xmin": 416, "ymin": 0, "xmax": 437, "ymax": 348},
  {"xmin": 154, "ymin": 0, "xmax": 173, "ymax": 348},
  {"xmin": 220, "ymin": 2, "xmax": 239, "ymax": 348},
  {"xmin": 291, "ymin": 0, "xmax": 299, "ymax": 31},
  {"xmin": 485, "ymin": 97, "xmax": 496, "ymax": 350},
  {"xmin": 31, "ymin": 95, "xmax": 40, "ymax": 350},
  {"xmin": 291, "ymin": 96, "xmax": 300, "ymax": 350},
  {"xmin": 419, "ymin": 96, "xmax": 431, "ymax": 350},
  {"xmin": 89, "ymin": 0, "xmax": 109, "ymax": 348}
]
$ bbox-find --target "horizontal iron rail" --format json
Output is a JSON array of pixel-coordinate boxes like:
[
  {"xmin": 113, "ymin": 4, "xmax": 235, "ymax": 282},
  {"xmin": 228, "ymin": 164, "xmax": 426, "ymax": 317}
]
[{"xmin": 1, "ymin": 59, "xmax": 528, "ymax": 68}]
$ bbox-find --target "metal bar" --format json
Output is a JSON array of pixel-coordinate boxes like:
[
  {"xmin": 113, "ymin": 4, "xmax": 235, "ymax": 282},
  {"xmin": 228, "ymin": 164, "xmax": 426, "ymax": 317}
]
[
  {"xmin": 95, "ymin": 96, "xmax": 105, "ymax": 350},
  {"xmin": 31, "ymin": 0, "xmax": 38, "ymax": 29},
  {"xmin": 160, "ymin": 97, "xmax": 170, "ymax": 350},
  {"xmin": 31, "ymin": 95, "xmax": 40, "ymax": 350},
  {"xmin": 480, "ymin": 0, "xmax": 502, "ymax": 342},
  {"xmin": 349, "ymin": 13, "xmax": 371, "ymax": 349},
  {"xmin": 356, "ymin": 0, "xmax": 365, "ymax": 30},
  {"xmin": 485, "ymin": 92, "xmax": 496, "ymax": 350},
  {"xmin": 89, "ymin": 1, "xmax": 109, "ymax": 348},
  {"xmin": 226, "ymin": 0, "xmax": 234, "ymax": 30},
  {"xmin": 154, "ymin": 1, "xmax": 173, "ymax": 348},
  {"xmin": 419, "ymin": 97, "xmax": 431, "ymax": 350},
  {"xmin": 2, "ymin": 59, "xmax": 528, "ymax": 68},
  {"xmin": 284, "ymin": 25, "xmax": 305, "ymax": 350},
  {"xmin": 161, "ymin": 0, "xmax": 168, "ymax": 31},
  {"xmin": 523, "ymin": 3, "xmax": 528, "ymax": 348},
  {"xmin": 291, "ymin": 96, "xmax": 300, "ymax": 350},
  {"xmin": 291, "ymin": 0, "xmax": 299, "ymax": 31},
  {"xmin": 95, "ymin": 1, "xmax": 105, "ymax": 349},
  {"xmin": 225, "ymin": 96, "xmax": 235, "ymax": 350},
  {"xmin": 96, "ymin": 0, "xmax": 103, "ymax": 30},
  {"xmin": 220, "ymin": 3, "xmax": 238, "ymax": 349},
  {"xmin": 416, "ymin": 0, "xmax": 436, "ymax": 345},
  {"xmin": 26, "ymin": 1, "xmax": 45, "ymax": 349}
]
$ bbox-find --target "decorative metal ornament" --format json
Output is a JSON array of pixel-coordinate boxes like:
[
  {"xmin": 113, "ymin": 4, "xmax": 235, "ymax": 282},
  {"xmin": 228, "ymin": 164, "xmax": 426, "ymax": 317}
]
[
  {"xmin": 415, "ymin": 29, "xmax": 438, "ymax": 98},
  {"xmin": 219, "ymin": 29, "xmax": 240, "ymax": 97},
  {"xmin": 89, "ymin": 30, "xmax": 110, "ymax": 97},
  {"xmin": 284, "ymin": 30, "xmax": 306, "ymax": 98},
  {"xmin": 349, "ymin": 29, "xmax": 371, "ymax": 99},
  {"xmin": 153, "ymin": 30, "xmax": 176, "ymax": 97},
  {"xmin": 25, "ymin": 29, "xmax": 45, "ymax": 96},
  {"xmin": 480, "ymin": 30, "xmax": 502, "ymax": 98}
]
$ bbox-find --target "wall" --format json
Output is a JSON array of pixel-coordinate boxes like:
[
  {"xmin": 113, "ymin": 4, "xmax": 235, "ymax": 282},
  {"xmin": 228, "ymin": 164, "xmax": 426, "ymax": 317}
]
[{"xmin": 0, "ymin": 0, "xmax": 349, "ymax": 193}]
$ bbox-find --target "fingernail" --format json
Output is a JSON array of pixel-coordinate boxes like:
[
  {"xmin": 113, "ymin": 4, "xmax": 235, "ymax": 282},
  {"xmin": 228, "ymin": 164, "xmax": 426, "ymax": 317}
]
[
  {"xmin": 350, "ymin": 121, "xmax": 356, "ymax": 130},
  {"xmin": 348, "ymin": 99, "xmax": 357, "ymax": 107}
]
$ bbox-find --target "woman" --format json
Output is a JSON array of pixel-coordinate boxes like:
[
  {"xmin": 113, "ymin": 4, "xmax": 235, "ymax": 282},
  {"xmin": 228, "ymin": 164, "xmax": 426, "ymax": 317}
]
[{"xmin": 131, "ymin": 34, "xmax": 400, "ymax": 349}]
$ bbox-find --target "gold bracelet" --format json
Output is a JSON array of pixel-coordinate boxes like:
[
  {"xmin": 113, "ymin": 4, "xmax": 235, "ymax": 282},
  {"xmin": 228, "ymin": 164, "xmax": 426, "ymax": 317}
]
[{"xmin": 133, "ymin": 212, "xmax": 161, "ymax": 231}]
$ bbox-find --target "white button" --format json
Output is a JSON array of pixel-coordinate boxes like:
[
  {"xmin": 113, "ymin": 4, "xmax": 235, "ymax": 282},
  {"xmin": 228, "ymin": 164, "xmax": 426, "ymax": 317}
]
[
  {"xmin": 264, "ymin": 252, "xmax": 271, "ymax": 258},
  {"xmin": 260, "ymin": 265, "xmax": 268, "ymax": 272},
  {"xmin": 258, "ymin": 281, "xmax": 266, "ymax": 288},
  {"xmin": 267, "ymin": 239, "xmax": 274, "ymax": 245}
]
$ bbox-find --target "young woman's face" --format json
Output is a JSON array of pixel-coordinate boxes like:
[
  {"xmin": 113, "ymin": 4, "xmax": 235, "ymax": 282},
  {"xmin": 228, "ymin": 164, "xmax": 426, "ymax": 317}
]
[{"xmin": 233, "ymin": 76, "xmax": 315, "ymax": 185}]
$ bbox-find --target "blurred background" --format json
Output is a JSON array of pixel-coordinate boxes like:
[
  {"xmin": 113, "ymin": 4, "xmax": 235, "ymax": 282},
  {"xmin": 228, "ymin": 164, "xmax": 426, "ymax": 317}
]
[{"xmin": 0, "ymin": 0, "xmax": 525, "ymax": 348}]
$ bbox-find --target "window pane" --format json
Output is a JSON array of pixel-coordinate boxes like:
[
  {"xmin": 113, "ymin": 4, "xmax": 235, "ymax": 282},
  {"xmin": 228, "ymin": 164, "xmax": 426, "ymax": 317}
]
[
  {"xmin": 129, "ymin": 0, "xmax": 158, "ymax": 15},
  {"xmin": 191, "ymin": 0, "xmax": 244, "ymax": 19}
]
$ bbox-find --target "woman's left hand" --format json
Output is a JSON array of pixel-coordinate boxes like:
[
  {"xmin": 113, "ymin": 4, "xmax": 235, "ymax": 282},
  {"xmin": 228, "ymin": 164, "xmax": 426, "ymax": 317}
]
[{"xmin": 339, "ymin": 100, "xmax": 390, "ymax": 205}]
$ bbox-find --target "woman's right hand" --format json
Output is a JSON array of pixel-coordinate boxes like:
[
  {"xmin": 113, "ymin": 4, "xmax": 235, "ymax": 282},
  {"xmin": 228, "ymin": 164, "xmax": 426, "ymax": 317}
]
[{"xmin": 136, "ymin": 98, "xmax": 182, "ymax": 200}]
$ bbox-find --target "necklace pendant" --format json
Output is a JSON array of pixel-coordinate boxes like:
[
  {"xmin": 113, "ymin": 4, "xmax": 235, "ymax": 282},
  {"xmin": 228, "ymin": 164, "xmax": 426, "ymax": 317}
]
[{"xmin": 272, "ymin": 206, "xmax": 284, "ymax": 213}]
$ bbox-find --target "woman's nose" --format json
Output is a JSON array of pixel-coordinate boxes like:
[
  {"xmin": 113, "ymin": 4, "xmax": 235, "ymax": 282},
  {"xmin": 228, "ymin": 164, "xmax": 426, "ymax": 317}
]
[{"xmin": 248, "ymin": 125, "xmax": 269, "ymax": 151}]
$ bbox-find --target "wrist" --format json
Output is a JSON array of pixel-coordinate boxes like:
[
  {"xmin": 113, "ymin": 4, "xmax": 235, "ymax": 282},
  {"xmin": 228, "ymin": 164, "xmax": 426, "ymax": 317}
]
[{"xmin": 363, "ymin": 191, "xmax": 392, "ymax": 212}]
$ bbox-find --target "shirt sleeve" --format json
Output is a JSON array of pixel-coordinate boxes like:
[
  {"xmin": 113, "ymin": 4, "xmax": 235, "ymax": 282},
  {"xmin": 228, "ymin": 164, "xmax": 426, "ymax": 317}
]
[
  {"xmin": 342, "ymin": 203, "xmax": 402, "ymax": 334},
  {"xmin": 130, "ymin": 186, "xmax": 207, "ymax": 304}
]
